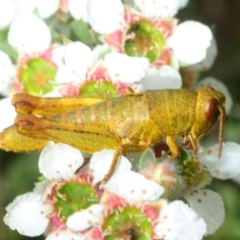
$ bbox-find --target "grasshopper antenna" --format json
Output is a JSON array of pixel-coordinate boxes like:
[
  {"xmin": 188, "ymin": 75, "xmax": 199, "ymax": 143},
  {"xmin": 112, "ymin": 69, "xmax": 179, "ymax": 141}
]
[{"xmin": 218, "ymin": 106, "xmax": 225, "ymax": 158}]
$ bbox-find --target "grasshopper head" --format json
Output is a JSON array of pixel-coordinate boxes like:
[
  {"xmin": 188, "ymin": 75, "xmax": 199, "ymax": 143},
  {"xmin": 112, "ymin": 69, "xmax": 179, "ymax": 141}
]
[{"xmin": 192, "ymin": 87, "xmax": 226, "ymax": 157}]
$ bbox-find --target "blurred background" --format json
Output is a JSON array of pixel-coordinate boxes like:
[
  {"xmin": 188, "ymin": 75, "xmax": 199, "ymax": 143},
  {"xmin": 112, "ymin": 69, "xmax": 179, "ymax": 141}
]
[{"xmin": 1, "ymin": 0, "xmax": 240, "ymax": 239}]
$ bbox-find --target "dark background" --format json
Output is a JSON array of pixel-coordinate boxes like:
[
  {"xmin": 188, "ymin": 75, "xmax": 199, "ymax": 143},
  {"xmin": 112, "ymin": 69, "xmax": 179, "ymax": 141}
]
[{"xmin": 1, "ymin": 0, "xmax": 240, "ymax": 239}]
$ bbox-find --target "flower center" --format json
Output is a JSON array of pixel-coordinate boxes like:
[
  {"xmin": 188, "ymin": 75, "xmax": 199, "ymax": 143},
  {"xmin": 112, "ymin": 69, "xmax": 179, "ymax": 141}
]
[
  {"xmin": 178, "ymin": 149, "xmax": 212, "ymax": 188},
  {"xmin": 124, "ymin": 21, "xmax": 164, "ymax": 63},
  {"xmin": 54, "ymin": 182, "xmax": 99, "ymax": 220},
  {"xmin": 18, "ymin": 58, "xmax": 56, "ymax": 95},
  {"xmin": 102, "ymin": 207, "xmax": 153, "ymax": 240},
  {"xmin": 79, "ymin": 79, "xmax": 120, "ymax": 98}
]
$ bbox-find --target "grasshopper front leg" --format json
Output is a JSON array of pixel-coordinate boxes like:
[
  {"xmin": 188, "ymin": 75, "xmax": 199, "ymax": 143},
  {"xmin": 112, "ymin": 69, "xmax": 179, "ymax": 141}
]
[{"xmin": 166, "ymin": 136, "xmax": 181, "ymax": 159}]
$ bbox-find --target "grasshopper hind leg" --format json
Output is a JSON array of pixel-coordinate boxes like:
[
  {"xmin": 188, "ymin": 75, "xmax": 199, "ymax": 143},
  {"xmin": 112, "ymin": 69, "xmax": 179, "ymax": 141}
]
[
  {"xmin": 95, "ymin": 146, "xmax": 123, "ymax": 190},
  {"xmin": 15, "ymin": 113, "xmax": 126, "ymax": 189}
]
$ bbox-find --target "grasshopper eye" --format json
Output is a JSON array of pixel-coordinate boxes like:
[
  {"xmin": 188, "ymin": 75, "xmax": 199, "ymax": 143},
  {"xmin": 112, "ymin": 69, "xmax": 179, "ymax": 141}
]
[{"xmin": 204, "ymin": 98, "xmax": 219, "ymax": 120}]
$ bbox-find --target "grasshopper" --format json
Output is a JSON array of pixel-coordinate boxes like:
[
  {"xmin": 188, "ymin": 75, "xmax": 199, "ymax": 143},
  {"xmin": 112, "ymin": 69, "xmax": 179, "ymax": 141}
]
[{"xmin": 0, "ymin": 88, "xmax": 225, "ymax": 187}]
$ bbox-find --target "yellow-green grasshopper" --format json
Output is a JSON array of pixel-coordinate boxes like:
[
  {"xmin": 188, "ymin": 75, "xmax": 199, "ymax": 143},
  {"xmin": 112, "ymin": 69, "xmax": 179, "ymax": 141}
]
[{"xmin": 0, "ymin": 87, "xmax": 225, "ymax": 187}]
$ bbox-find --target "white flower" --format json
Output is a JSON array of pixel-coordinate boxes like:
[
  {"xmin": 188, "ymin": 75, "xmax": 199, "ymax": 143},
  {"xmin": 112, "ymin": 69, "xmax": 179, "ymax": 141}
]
[
  {"xmin": 87, "ymin": 1, "xmax": 208, "ymax": 85},
  {"xmin": 140, "ymin": 65, "xmax": 182, "ymax": 90},
  {"xmin": 90, "ymin": 149, "xmax": 164, "ymax": 203},
  {"xmin": 104, "ymin": 170, "xmax": 165, "ymax": 203},
  {"xmin": 68, "ymin": 0, "xmax": 88, "ymax": 21},
  {"xmin": 0, "ymin": 0, "xmax": 59, "ymax": 30},
  {"xmin": 16, "ymin": 0, "xmax": 59, "ymax": 19},
  {"xmin": 155, "ymin": 200, "xmax": 207, "ymax": 240},
  {"xmin": 104, "ymin": 52, "xmax": 149, "ymax": 83},
  {"xmin": 66, "ymin": 204, "xmax": 104, "ymax": 231},
  {"xmin": 134, "ymin": 0, "xmax": 183, "ymax": 18},
  {"xmin": 179, "ymin": 0, "xmax": 190, "ymax": 9},
  {"xmin": 183, "ymin": 141, "xmax": 240, "ymax": 234},
  {"xmin": 198, "ymin": 142, "xmax": 240, "ymax": 180},
  {"xmin": 35, "ymin": 0, "xmax": 59, "ymax": 19},
  {"xmin": 187, "ymin": 37, "xmax": 218, "ymax": 71},
  {"xmin": 4, "ymin": 192, "xmax": 52, "ymax": 237},
  {"xmin": 55, "ymin": 41, "xmax": 93, "ymax": 84},
  {"xmin": 0, "ymin": 98, "xmax": 16, "ymax": 132},
  {"xmin": 88, "ymin": 0, "xmax": 185, "ymax": 34},
  {"xmin": 4, "ymin": 142, "xmax": 98, "ymax": 237},
  {"xmin": 8, "ymin": 13, "xmax": 51, "ymax": 55},
  {"xmin": 15, "ymin": 0, "xmax": 38, "ymax": 14},
  {"xmin": 0, "ymin": 0, "xmax": 16, "ymax": 30},
  {"xmin": 55, "ymin": 41, "xmax": 149, "ymax": 85},
  {"xmin": 88, "ymin": 0, "xmax": 124, "ymax": 34},
  {"xmin": 46, "ymin": 229, "xmax": 85, "ymax": 240},
  {"xmin": 0, "ymin": 51, "xmax": 15, "ymax": 94},
  {"xmin": 92, "ymin": 44, "xmax": 110, "ymax": 63},
  {"xmin": 185, "ymin": 190, "xmax": 225, "ymax": 235},
  {"xmin": 39, "ymin": 141, "xmax": 84, "ymax": 181},
  {"xmin": 168, "ymin": 21, "xmax": 213, "ymax": 66}
]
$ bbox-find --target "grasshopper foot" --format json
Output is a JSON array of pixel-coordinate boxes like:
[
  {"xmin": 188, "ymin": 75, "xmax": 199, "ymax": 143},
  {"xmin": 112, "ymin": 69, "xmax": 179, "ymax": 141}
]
[
  {"xmin": 95, "ymin": 178, "xmax": 107, "ymax": 191},
  {"xmin": 170, "ymin": 150, "xmax": 181, "ymax": 160},
  {"xmin": 166, "ymin": 136, "xmax": 181, "ymax": 160},
  {"xmin": 94, "ymin": 181, "xmax": 102, "ymax": 191}
]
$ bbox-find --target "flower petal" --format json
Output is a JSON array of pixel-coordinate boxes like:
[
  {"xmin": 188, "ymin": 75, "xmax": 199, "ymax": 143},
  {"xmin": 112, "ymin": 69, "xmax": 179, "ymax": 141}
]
[
  {"xmin": 88, "ymin": 0, "xmax": 124, "ymax": 34},
  {"xmin": 185, "ymin": 190, "xmax": 224, "ymax": 235},
  {"xmin": 92, "ymin": 44, "xmax": 110, "ymax": 63},
  {"xmin": 135, "ymin": 0, "xmax": 181, "ymax": 18},
  {"xmin": 0, "ymin": 0, "xmax": 16, "ymax": 30},
  {"xmin": 65, "ymin": 41, "xmax": 93, "ymax": 75},
  {"xmin": 51, "ymin": 45, "xmax": 65, "ymax": 68},
  {"xmin": 140, "ymin": 65, "xmax": 182, "ymax": 90},
  {"xmin": 198, "ymin": 142, "xmax": 240, "ymax": 179},
  {"xmin": 156, "ymin": 200, "xmax": 207, "ymax": 240},
  {"xmin": 168, "ymin": 21, "xmax": 212, "ymax": 66},
  {"xmin": 46, "ymin": 229, "xmax": 84, "ymax": 240},
  {"xmin": 69, "ymin": 0, "xmax": 88, "ymax": 21},
  {"xmin": 104, "ymin": 170, "xmax": 165, "ymax": 203},
  {"xmin": 89, "ymin": 149, "xmax": 132, "ymax": 185},
  {"xmin": 104, "ymin": 53, "xmax": 149, "ymax": 83},
  {"xmin": 8, "ymin": 14, "xmax": 51, "ymax": 54},
  {"xmin": 0, "ymin": 98, "xmax": 16, "ymax": 132},
  {"xmin": 39, "ymin": 142, "xmax": 84, "ymax": 180},
  {"xmin": 4, "ymin": 192, "xmax": 51, "ymax": 237},
  {"xmin": 0, "ymin": 50, "xmax": 15, "ymax": 93},
  {"xmin": 179, "ymin": 0, "xmax": 189, "ymax": 9},
  {"xmin": 196, "ymin": 77, "xmax": 233, "ymax": 114},
  {"xmin": 37, "ymin": 0, "xmax": 59, "ymax": 19},
  {"xmin": 187, "ymin": 37, "xmax": 217, "ymax": 71},
  {"xmin": 56, "ymin": 42, "xmax": 93, "ymax": 83},
  {"xmin": 17, "ymin": 0, "xmax": 37, "ymax": 14},
  {"xmin": 66, "ymin": 204, "xmax": 104, "ymax": 231}
]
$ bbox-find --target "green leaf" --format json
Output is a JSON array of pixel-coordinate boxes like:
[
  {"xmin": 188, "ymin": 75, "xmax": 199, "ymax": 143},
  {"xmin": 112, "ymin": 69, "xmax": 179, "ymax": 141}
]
[
  {"xmin": 0, "ymin": 42, "xmax": 18, "ymax": 62},
  {"xmin": 71, "ymin": 19, "xmax": 91, "ymax": 45}
]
